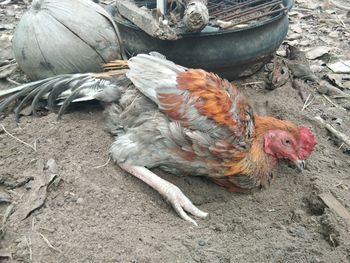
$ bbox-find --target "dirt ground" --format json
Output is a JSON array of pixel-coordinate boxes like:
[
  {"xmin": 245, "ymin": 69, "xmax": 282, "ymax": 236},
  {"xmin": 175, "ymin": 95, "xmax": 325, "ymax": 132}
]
[{"xmin": 1, "ymin": 1, "xmax": 350, "ymax": 262}]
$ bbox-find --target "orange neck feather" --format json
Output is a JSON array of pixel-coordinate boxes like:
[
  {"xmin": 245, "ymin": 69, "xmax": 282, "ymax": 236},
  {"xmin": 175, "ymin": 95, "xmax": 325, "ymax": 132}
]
[
  {"xmin": 224, "ymin": 115, "xmax": 299, "ymax": 178},
  {"xmin": 253, "ymin": 115, "xmax": 299, "ymax": 138}
]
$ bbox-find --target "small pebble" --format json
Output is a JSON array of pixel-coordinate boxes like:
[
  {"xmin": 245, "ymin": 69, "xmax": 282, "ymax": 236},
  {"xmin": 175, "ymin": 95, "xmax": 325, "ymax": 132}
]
[
  {"xmin": 52, "ymin": 177, "xmax": 63, "ymax": 188},
  {"xmin": 45, "ymin": 158, "xmax": 58, "ymax": 174},
  {"xmin": 291, "ymin": 209, "xmax": 304, "ymax": 222},
  {"xmin": 76, "ymin": 198, "xmax": 84, "ymax": 204},
  {"xmin": 121, "ymin": 211, "xmax": 128, "ymax": 219},
  {"xmin": 198, "ymin": 240, "xmax": 206, "ymax": 246},
  {"xmin": 310, "ymin": 256, "xmax": 321, "ymax": 263},
  {"xmin": 56, "ymin": 199, "xmax": 64, "ymax": 207},
  {"xmin": 332, "ymin": 118, "xmax": 342, "ymax": 125},
  {"xmin": 287, "ymin": 225, "xmax": 308, "ymax": 239}
]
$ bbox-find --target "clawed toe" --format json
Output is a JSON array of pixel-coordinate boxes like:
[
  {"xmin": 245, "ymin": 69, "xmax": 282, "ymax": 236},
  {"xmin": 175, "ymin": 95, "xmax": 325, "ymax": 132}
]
[
  {"xmin": 119, "ymin": 164, "xmax": 208, "ymax": 226},
  {"xmin": 163, "ymin": 184, "xmax": 208, "ymax": 226}
]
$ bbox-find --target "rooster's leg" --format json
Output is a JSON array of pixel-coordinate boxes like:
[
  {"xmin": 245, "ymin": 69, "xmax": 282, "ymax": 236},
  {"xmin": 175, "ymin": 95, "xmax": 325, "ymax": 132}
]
[{"xmin": 119, "ymin": 164, "xmax": 208, "ymax": 226}]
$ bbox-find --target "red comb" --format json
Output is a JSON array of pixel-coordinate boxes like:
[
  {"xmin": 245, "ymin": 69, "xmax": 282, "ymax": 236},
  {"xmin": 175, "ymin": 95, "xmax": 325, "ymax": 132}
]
[{"xmin": 298, "ymin": 126, "xmax": 317, "ymax": 159}]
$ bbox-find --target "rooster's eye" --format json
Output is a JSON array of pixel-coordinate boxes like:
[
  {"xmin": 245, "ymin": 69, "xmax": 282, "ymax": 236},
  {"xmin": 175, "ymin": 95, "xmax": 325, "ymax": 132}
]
[{"xmin": 283, "ymin": 139, "xmax": 291, "ymax": 145}]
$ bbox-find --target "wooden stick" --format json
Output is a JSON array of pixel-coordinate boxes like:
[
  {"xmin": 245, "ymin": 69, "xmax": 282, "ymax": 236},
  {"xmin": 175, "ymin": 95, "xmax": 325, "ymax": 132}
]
[
  {"xmin": 183, "ymin": 0, "xmax": 209, "ymax": 32},
  {"xmin": 115, "ymin": 0, "xmax": 178, "ymax": 40},
  {"xmin": 314, "ymin": 116, "xmax": 350, "ymax": 147},
  {"xmin": 319, "ymin": 192, "xmax": 350, "ymax": 226},
  {"xmin": 329, "ymin": 0, "xmax": 350, "ymax": 11},
  {"xmin": 242, "ymin": 81, "xmax": 265, "ymax": 86},
  {"xmin": 6, "ymin": 77, "xmax": 22, "ymax": 86},
  {"xmin": 1, "ymin": 125, "xmax": 37, "ymax": 151},
  {"xmin": 39, "ymin": 232, "xmax": 62, "ymax": 253},
  {"xmin": 93, "ymin": 157, "xmax": 111, "ymax": 169},
  {"xmin": 301, "ymin": 94, "xmax": 314, "ymax": 112},
  {"xmin": 25, "ymin": 236, "xmax": 33, "ymax": 261},
  {"xmin": 322, "ymin": 94, "xmax": 339, "ymax": 108}
]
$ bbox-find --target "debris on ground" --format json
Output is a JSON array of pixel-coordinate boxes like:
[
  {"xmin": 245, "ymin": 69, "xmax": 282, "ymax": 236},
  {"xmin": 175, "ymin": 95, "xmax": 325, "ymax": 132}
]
[
  {"xmin": 319, "ymin": 192, "xmax": 350, "ymax": 227},
  {"xmin": 115, "ymin": 0, "xmax": 292, "ymax": 37},
  {"xmin": 10, "ymin": 159, "xmax": 57, "ymax": 221}
]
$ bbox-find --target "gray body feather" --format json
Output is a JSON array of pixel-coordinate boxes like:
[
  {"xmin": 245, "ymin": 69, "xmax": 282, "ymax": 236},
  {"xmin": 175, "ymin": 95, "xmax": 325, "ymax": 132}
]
[{"xmin": 105, "ymin": 88, "xmax": 214, "ymax": 176}]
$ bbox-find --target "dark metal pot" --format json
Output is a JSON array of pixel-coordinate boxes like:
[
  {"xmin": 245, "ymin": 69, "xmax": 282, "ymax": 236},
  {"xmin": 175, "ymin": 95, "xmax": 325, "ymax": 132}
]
[{"xmin": 115, "ymin": 0, "xmax": 293, "ymax": 80}]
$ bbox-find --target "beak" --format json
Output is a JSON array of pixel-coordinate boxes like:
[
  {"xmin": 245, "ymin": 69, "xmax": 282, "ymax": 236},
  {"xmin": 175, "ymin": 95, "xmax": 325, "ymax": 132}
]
[{"xmin": 293, "ymin": 159, "xmax": 305, "ymax": 172}]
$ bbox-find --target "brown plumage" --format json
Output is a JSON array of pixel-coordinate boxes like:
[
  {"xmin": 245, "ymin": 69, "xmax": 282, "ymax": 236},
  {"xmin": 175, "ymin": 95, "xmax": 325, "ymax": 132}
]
[{"xmin": 0, "ymin": 53, "xmax": 317, "ymax": 225}]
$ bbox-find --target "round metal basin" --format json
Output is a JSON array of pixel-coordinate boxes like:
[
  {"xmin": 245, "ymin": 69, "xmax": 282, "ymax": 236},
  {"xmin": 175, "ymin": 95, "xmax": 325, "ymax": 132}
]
[{"xmin": 115, "ymin": 0, "xmax": 293, "ymax": 80}]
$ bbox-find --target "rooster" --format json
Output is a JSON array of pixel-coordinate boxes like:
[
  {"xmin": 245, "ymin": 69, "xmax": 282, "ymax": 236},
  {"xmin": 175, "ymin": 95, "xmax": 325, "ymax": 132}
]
[{"xmin": 0, "ymin": 53, "xmax": 317, "ymax": 225}]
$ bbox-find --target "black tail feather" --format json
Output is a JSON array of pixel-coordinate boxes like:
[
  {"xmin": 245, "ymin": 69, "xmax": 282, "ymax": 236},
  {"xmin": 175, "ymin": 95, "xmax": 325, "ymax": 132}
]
[
  {"xmin": 0, "ymin": 84, "xmax": 42, "ymax": 113},
  {"xmin": 0, "ymin": 72, "xmax": 126, "ymax": 122},
  {"xmin": 31, "ymin": 80, "xmax": 60, "ymax": 115},
  {"xmin": 14, "ymin": 86, "xmax": 46, "ymax": 123},
  {"xmin": 57, "ymin": 85, "xmax": 88, "ymax": 120}
]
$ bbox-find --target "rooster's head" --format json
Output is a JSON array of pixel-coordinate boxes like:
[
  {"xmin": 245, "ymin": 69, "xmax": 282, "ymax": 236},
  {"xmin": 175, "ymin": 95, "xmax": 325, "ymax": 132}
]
[{"xmin": 263, "ymin": 124, "xmax": 317, "ymax": 170}]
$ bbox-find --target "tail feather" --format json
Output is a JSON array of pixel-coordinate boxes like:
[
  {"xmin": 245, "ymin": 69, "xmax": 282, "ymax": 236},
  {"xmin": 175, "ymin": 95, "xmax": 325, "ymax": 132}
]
[
  {"xmin": 0, "ymin": 54, "xmax": 178, "ymax": 123},
  {"xmin": 57, "ymin": 81, "xmax": 100, "ymax": 119},
  {"xmin": 46, "ymin": 74, "xmax": 95, "ymax": 110},
  {"xmin": 0, "ymin": 81, "xmax": 46, "ymax": 113},
  {"xmin": 14, "ymin": 83, "xmax": 56, "ymax": 122},
  {"xmin": 0, "ymin": 85, "xmax": 34, "ymax": 98},
  {"xmin": 31, "ymin": 78, "xmax": 68, "ymax": 114},
  {"xmin": 0, "ymin": 72, "xmax": 128, "ymax": 123}
]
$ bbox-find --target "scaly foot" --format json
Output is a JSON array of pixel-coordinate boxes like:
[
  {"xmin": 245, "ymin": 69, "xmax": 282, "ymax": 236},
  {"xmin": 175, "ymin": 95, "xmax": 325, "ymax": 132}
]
[{"xmin": 119, "ymin": 164, "xmax": 208, "ymax": 225}]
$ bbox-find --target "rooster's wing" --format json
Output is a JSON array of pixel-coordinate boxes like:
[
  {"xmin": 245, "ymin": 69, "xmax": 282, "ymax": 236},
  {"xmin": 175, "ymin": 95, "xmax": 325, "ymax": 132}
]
[{"xmin": 127, "ymin": 53, "xmax": 255, "ymax": 142}]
